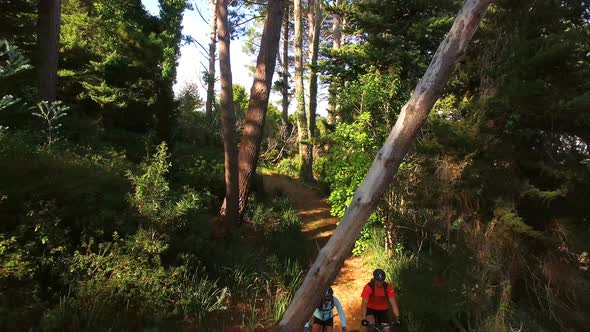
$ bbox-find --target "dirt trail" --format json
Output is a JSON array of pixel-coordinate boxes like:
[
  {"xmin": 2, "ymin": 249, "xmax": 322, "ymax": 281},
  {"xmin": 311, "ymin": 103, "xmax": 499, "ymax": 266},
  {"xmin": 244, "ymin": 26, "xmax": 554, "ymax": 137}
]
[{"xmin": 263, "ymin": 173, "xmax": 370, "ymax": 332}]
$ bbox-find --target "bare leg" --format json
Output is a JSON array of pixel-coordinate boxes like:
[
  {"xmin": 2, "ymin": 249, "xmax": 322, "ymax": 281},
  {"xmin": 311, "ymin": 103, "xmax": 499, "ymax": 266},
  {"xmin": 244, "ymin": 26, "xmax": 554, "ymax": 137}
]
[{"xmin": 366, "ymin": 315, "xmax": 376, "ymax": 332}]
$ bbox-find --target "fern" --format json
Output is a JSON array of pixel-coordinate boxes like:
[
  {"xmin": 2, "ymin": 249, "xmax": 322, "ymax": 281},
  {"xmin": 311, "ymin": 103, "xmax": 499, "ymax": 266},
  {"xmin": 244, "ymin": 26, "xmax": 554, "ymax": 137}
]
[
  {"xmin": 0, "ymin": 40, "xmax": 32, "ymax": 80},
  {"xmin": 0, "ymin": 40, "xmax": 32, "ymax": 113},
  {"xmin": 31, "ymin": 101, "xmax": 69, "ymax": 146},
  {"xmin": 521, "ymin": 184, "xmax": 567, "ymax": 205},
  {"xmin": 493, "ymin": 205, "xmax": 544, "ymax": 239}
]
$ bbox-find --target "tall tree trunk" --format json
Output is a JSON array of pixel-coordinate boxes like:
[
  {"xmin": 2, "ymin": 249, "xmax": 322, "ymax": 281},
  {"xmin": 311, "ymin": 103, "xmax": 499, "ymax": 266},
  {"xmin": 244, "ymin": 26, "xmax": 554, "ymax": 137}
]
[
  {"xmin": 281, "ymin": 1, "xmax": 290, "ymax": 126},
  {"xmin": 216, "ymin": 0, "xmax": 239, "ymax": 224},
  {"xmin": 294, "ymin": 0, "xmax": 312, "ymax": 181},
  {"xmin": 218, "ymin": 0, "xmax": 286, "ymax": 219},
  {"xmin": 327, "ymin": 0, "xmax": 342, "ymax": 125},
  {"xmin": 306, "ymin": 0, "xmax": 321, "ymax": 178},
  {"xmin": 278, "ymin": 0, "xmax": 494, "ymax": 329},
  {"xmin": 206, "ymin": 0, "xmax": 217, "ymax": 123},
  {"xmin": 38, "ymin": 0, "xmax": 61, "ymax": 102}
]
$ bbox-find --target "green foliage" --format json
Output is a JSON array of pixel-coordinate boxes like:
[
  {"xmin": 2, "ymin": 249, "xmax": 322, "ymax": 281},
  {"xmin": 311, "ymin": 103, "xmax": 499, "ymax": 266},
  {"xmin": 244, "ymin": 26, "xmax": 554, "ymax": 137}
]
[
  {"xmin": 320, "ymin": 112, "xmax": 376, "ymax": 218},
  {"xmin": 273, "ymin": 157, "xmax": 301, "ymax": 178},
  {"xmin": 128, "ymin": 143, "xmax": 200, "ymax": 227},
  {"xmin": 177, "ymin": 81, "xmax": 204, "ymax": 114},
  {"xmin": 317, "ymin": 0, "xmax": 590, "ymax": 330},
  {"xmin": 0, "ymin": 40, "xmax": 31, "ymax": 80},
  {"xmin": 337, "ymin": 69, "xmax": 407, "ymax": 126},
  {"xmin": 31, "ymin": 101, "xmax": 69, "ymax": 146},
  {"xmin": 43, "ymin": 231, "xmax": 227, "ymax": 330},
  {"xmin": 233, "ymin": 84, "xmax": 250, "ymax": 122},
  {"xmin": 0, "ymin": 0, "xmax": 311, "ymax": 330},
  {"xmin": 0, "ymin": 40, "xmax": 31, "ymax": 113},
  {"xmin": 247, "ymin": 194, "xmax": 306, "ymax": 262},
  {"xmin": 0, "ymin": 132, "xmax": 231, "ymax": 330},
  {"xmin": 158, "ymin": 0, "xmax": 189, "ymax": 81}
]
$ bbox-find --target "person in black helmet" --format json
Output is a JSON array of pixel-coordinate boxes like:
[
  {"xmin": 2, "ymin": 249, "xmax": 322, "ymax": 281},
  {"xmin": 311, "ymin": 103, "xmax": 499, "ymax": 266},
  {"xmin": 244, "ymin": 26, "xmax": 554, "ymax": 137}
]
[
  {"xmin": 360, "ymin": 269, "xmax": 400, "ymax": 331},
  {"xmin": 304, "ymin": 287, "xmax": 347, "ymax": 332}
]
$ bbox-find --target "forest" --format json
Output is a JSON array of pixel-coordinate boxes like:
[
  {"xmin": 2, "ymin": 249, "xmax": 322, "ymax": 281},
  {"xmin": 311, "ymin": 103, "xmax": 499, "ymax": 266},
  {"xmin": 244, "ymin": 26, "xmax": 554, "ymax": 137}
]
[{"xmin": 1, "ymin": 0, "xmax": 589, "ymax": 331}]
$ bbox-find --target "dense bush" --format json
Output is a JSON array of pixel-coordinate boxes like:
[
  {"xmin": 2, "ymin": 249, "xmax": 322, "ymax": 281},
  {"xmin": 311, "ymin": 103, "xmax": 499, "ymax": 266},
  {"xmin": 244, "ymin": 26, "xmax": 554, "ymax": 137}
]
[
  {"xmin": 0, "ymin": 131, "xmax": 306, "ymax": 330},
  {"xmin": 273, "ymin": 156, "xmax": 301, "ymax": 178}
]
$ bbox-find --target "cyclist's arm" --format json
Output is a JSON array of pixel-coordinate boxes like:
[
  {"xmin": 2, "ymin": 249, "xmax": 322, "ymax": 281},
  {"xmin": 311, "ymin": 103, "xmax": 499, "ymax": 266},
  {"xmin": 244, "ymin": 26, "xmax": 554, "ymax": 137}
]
[
  {"xmin": 389, "ymin": 296, "xmax": 400, "ymax": 318},
  {"xmin": 333, "ymin": 296, "xmax": 346, "ymax": 327}
]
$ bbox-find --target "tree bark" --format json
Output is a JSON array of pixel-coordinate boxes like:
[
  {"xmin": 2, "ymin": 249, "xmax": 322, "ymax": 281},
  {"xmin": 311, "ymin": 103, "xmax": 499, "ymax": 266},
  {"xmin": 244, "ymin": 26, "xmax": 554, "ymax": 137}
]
[
  {"xmin": 38, "ymin": 0, "xmax": 61, "ymax": 102},
  {"xmin": 217, "ymin": 0, "xmax": 239, "ymax": 225},
  {"xmin": 306, "ymin": 0, "xmax": 321, "ymax": 177},
  {"xmin": 278, "ymin": 0, "xmax": 494, "ymax": 330},
  {"xmin": 281, "ymin": 1, "xmax": 290, "ymax": 126},
  {"xmin": 294, "ymin": 0, "xmax": 312, "ymax": 181},
  {"xmin": 206, "ymin": 0, "xmax": 217, "ymax": 123},
  {"xmin": 327, "ymin": 0, "xmax": 342, "ymax": 125},
  {"xmin": 218, "ymin": 0, "xmax": 286, "ymax": 218}
]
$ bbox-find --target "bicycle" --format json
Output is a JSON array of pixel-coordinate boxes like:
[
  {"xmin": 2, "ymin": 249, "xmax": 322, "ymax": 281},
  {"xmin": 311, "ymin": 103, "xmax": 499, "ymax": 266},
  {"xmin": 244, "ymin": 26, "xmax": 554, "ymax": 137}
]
[
  {"xmin": 361, "ymin": 319, "xmax": 400, "ymax": 332},
  {"xmin": 303, "ymin": 322, "xmax": 345, "ymax": 332},
  {"xmin": 303, "ymin": 325, "xmax": 345, "ymax": 332}
]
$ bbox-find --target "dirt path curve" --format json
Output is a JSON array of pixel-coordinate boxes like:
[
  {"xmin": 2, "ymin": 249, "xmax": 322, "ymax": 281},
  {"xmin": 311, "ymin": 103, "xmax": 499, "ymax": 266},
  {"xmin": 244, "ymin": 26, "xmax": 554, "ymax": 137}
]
[{"xmin": 262, "ymin": 173, "xmax": 370, "ymax": 332}]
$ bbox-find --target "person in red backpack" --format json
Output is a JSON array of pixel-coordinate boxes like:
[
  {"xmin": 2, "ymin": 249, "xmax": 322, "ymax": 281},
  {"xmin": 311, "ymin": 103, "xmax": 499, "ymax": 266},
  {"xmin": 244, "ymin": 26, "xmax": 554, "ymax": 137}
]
[{"xmin": 360, "ymin": 269, "xmax": 400, "ymax": 331}]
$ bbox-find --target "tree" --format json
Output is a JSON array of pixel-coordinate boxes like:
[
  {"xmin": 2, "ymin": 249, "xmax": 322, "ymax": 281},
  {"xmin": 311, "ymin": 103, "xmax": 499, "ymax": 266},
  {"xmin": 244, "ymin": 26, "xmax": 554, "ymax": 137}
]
[
  {"xmin": 37, "ymin": 0, "xmax": 62, "ymax": 101},
  {"xmin": 156, "ymin": 0, "xmax": 188, "ymax": 144},
  {"xmin": 217, "ymin": 0, "xmax": 239, "ymax": 224},
  {"xmin": 219, "ymin": 0, "xmax": 286, "ymax": 219},
  {"xmin": 205, "ymin": 0, "xmax": 217, "ymax": 123},
  {"xmin": 58, "ymin": 0, "xmax": 179, "ymax": 135},
  {"xmin": 281, "ymin": 1, "xmax": 290, "ymax": 126},
  {"xmin": 177, "ymin": 82, "xmax": 203, "ymax": 114},
  {"xmin": 326, "ymin": 0, "xmax": 342, "ymax": 124},
  {"xmin": 278, "ymin": 0, "xmax": 494, "ymax": 329},
  {"xmin": 294, "ymin": 0, "xmax": 312, "ymax": 181},
  {"xmin": 306, "ymin": 0, "xmax": 321, "ymax": 178}
]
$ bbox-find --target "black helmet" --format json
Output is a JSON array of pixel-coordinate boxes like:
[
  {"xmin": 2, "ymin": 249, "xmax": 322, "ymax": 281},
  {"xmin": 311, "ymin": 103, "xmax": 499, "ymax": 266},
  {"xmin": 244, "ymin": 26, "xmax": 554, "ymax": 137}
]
[
  {"xmin": 324, "ymin": 287, "xmax": 334, "ymax": 300},
  {"xmin": 373, "ymin": 269, "xmax": 386, "ymax": 282}
]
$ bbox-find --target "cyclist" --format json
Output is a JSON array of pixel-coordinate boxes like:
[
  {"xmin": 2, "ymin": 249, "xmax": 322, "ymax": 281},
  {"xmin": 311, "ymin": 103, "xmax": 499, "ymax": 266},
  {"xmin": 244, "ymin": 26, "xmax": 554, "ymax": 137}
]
[
  {"xmin": 304, "ymin": 287, "xmax": 347, "ymax": 332},
  {"xmin": 360, "ymin": 269, "xmax": 400, "ymax": 331}
]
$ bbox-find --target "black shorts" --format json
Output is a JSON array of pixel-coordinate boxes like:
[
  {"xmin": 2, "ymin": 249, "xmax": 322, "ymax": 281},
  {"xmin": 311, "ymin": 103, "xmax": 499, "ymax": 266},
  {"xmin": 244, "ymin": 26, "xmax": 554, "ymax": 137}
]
[
  {"xmin": 312, "ymin": 317, "xmax": 334, "ymax": 327},
  {"xmin": 366, "ymin": 308, "xmax": 390, "ymax": 324}
]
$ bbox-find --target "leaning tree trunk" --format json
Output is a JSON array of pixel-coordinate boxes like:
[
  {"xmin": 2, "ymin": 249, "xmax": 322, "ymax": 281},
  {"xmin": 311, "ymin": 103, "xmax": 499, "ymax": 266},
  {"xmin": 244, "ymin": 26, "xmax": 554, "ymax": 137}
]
[
  {"xmin": 327, "ymin": 0, "xmax": 342, "ymax": 125},
  {"xmin": 38, "ymin": 0, "xmax": 61, "ymax": 102},
  {"xmin": 216, "ymin": 0, "xmax": 239, "ymax": 224},
  {"xmin": 294, "ymin": 0, "xmax": 312, "ymax": 181},
  {"xmin": 306, "ymin": 0, "xmax": 321, "ymax": 176},
  {"xmin": 218, "ymin": 0, "xmax": 286, "ymax": 219},
  {"xmin": 205, "ymin": 0, "xmax": 217, "ymax": 123},
  {"xmin": 278, "ymin": 0, "xmax": 494, "ymax": 329},
  {"xmin": 281, "ymin": 1, "xmax": 290, "ymax": 126}
]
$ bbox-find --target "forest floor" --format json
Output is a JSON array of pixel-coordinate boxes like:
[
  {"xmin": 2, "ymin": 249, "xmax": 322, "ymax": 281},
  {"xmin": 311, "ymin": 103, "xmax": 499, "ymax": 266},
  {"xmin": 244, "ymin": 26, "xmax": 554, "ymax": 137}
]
[{"xmin": 262, "ymin": 172, "xmax": 370, "ymax": 332}]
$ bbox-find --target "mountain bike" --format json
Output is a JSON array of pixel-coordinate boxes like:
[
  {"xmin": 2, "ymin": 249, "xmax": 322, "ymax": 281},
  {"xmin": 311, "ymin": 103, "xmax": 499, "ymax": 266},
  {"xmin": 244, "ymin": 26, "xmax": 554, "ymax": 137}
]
[
  {"xmin": 304, "ymin": 319, "xmax": 346, "ymax": 332},
  {"xmin": 361, "ymin": 319, "xmax": 400, "ymax": 332},
  {"xmin": 303, "ymin": 323, "xmax": 344, "ymax": 332}
]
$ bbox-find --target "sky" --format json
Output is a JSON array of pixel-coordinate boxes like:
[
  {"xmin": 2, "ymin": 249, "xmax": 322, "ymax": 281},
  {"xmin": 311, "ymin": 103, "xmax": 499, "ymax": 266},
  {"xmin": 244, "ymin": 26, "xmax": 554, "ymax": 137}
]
[{"xmin": 141, "ymin": 0, "xmax": 328, "ymax": 116}]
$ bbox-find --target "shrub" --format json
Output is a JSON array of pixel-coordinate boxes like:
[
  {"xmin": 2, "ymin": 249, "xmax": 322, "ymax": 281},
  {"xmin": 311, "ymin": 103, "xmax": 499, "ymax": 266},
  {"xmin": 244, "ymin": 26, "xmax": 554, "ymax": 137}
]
[
  {"xmin": 128, "ymin": 142, "xmax": 202, "ymax": 228},
  {"xmin": 42, "ymin": 231, "xmax": 227, "ymax": 330},
  {"xmin": 273, "ymin": 157, "xmax": 300, "ymax": 178}
]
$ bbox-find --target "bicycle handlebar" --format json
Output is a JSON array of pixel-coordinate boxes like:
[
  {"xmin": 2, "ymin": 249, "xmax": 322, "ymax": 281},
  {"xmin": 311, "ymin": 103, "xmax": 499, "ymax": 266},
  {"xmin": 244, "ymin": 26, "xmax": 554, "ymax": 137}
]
[{"xmin": 361, "ymin": 319, "xmax": 400, "ymax": 327}]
